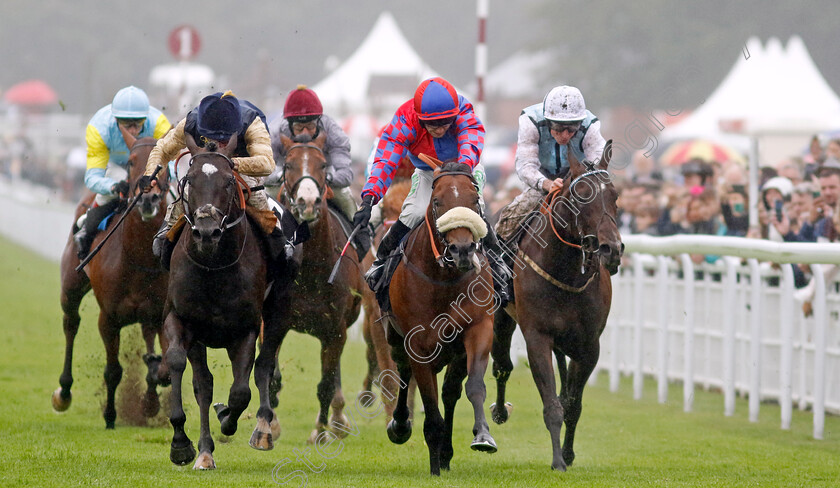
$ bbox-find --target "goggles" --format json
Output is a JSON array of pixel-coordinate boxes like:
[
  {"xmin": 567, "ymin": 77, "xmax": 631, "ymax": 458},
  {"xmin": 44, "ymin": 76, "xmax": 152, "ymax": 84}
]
[
  {"xmin": 548, "ymin": 121, "xmax": 581, "ymax": 134},
  {"xmin": 116, "ymin": 118, "xmax": 146, "ymax": 130}
]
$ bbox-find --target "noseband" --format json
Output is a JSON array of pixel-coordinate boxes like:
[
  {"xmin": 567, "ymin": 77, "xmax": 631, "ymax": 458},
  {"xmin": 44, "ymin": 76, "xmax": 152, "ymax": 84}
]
[{"xmin": 426, "ymin": 170, "xmax": 482, "ymax": 268}]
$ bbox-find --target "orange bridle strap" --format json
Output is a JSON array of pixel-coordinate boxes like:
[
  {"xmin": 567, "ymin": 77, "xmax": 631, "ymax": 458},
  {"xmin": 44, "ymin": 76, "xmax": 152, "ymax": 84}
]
[
  {"xmin": 232, "ymin": 171, "xmax": 251, "ymax": 210},
  {"xmin": 425, "ymin": 213, "xmax": 443, "ymax": 261},
  {"xmin": 541, "ymin": 187, "xmax": 582, "ymax": 249}
]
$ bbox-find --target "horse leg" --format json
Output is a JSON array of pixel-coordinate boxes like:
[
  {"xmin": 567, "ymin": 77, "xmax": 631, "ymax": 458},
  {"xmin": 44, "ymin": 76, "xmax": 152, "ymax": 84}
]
[
  {"xmin": 524, "ymin": 330, "xmax": 566, "ymax": 471},
  {"xmin": 268, "ymin": 328, "xmax": 290, "ymax": 409},
  {"xmin": 559, "ymin": 352, "xmax": 598, "ymax": 468},
  {"xmin": 371, "ymin": 312, "xmax": 399, "ymax": 419},
  {"xmin": 252, "ymin": 320, "xmax": 286, "ymax": 450},
  {"xmin": 214, "ymin": 333, "xmax": 257, "ymax": 437},
  {"xmin": 53, "ymin": 282, "xmax": 89, "ymax": 412},
  {"xmin": 440, "ymin": 357, "xmax": 467, "ymax": 471},
  {"xmin": 465, "ymin": 321, "xmax": 497, "ymax": 454},
  {"xmin": 413, "ymin": 362, "xmax": 444, "ymax": 476},
  {"xmin": 307, "ymin": 332, "xmax": 347, "ymax": 444},
  {"xmin": 329, "ymin": 359, "xmax": 349, "ymax": 436},
  {"xmin": 361, "ymin": 314, "xmax": 379, "ymax": 393},
  {"xmin": 187, "ymin": 343, "xmax": 215, "ymax": 469},
  {"xmin": 164, "ymin": 312, "xmax": 195, "ymax": 466},
  {"xmin": 141, "ymin": 322, "xmax": 162, "ymax": 418},
  {"xmin": 490, "ymin": 309, "xmax": 516, "ymax": 424},
  {"xmin": 99, "ymin": 315, "xmax": 123, "ymax": 429},
  {"xmin": 386, "ymin": 332, "xmax": 413, "ymax": 444}
]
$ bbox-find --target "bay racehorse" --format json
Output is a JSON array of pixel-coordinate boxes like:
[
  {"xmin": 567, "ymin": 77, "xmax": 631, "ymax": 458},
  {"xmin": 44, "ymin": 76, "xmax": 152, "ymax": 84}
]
[
  {"xmin": 269, "ymin": 132, "xmax": 364, "ymax": 443},
  {"xmin": 54, "ymin": 135, "xmax": 170, "ymax": 428},
  {"xmin": 490, "ymin": 141, "xmax": 622, "ymax": 471},
  {"xmin": 163, "ymin": 148, "xmax": 292, "ymax": 469},
  {"xmin": 385, "ymin": 157, "xmax": 497, "ymax": 476}
]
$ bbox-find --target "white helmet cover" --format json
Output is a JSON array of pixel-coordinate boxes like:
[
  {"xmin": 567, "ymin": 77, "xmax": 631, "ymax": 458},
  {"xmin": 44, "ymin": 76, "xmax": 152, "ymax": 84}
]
[{"xmin": 544, "ymin": 85, "xmax": 586, "ymax": 122}]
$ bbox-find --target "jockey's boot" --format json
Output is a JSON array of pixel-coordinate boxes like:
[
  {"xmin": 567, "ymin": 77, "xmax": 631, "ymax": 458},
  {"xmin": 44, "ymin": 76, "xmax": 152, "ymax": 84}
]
[
  {"xmin": 74, "ymin": 200, "xmax": 119, "ymax": 260},
  {"xmin": 481, "ymin": 222, "xmax": 512, "ymax": 307},
  {"xmin": 152, "ymin": 221, "xmax": 175, "ymax": 271},
  {"xmin": 365, "ymin": 220, "xmax": 410, "ymax": 292}
]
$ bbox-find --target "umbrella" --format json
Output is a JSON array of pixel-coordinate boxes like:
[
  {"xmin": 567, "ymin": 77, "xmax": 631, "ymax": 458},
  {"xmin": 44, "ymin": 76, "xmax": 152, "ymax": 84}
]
[
  {"xmin": 3, "ymin": 79, "xmax": 58, "ymax": 106},
  {"xmin": 659, "ymin": 139, "xmax": 745, "ymax": 166}
]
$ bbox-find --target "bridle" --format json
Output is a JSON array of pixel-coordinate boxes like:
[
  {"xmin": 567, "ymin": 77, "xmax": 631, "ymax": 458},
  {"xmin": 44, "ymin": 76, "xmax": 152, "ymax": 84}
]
[
  {"xmin": 425, "ymin": 170, "xmax": 482, "ymax": 268},
  {"xmin": 541, "ymin": 162, "xmax": 617, "ymax": 274},
  {"xmin": 181, "ymin": 152, "xmax": 249, "ymax": 234},
  {"xmin": 280, "ymin": 143, "xmax": 328, "ymax": 216}
]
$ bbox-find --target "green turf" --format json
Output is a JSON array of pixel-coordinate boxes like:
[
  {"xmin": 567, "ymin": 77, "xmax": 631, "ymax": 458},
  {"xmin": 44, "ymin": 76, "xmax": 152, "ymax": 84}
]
[{"xmin": 0, "ymin": 236, "xmax": 838, "ymax": 487}]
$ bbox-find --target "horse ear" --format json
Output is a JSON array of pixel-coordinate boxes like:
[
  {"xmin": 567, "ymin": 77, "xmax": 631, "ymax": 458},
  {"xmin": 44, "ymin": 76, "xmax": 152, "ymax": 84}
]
[
  {"xmin": 566, "ymin": 142, "xmax": 581, "ymax": 168},
  {"xmin": 222, "ymin": 133, "xmax": 238, "ymax": 157},
  {"xmin": 185, "ymin": 133, "xmax": 202, "ymax": 155},
  {"xmin": 280, "ymin": 134, "xmax": 294, "ymax": 151},
  {"xmin": 599, "ymin": 140, "xmax": 613, "ymax": 169},
  {"xmin": 314, "ymin": 129, "xmax": 327, "ymax": 148},
  {"xmin": 118, "ymin": 123, "xmax": 137, "ymax": 149}
]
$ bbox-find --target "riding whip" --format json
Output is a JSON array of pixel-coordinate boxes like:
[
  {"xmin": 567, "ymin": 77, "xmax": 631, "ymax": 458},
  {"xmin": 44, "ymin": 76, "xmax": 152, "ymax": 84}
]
[
  {"xmin": 76, "ymin": 165, "xmax": 163, "ymax": 272},
  {"xmin": 327, "ymin": 223, "xmax": 364, "ymax": 285}
]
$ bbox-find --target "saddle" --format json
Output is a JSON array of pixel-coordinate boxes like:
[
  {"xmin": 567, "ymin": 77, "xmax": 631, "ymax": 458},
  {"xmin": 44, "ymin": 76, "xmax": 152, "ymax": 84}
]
[{"xmin": 327, "ymin": 199, "xmax": 370, "ymax": 260}]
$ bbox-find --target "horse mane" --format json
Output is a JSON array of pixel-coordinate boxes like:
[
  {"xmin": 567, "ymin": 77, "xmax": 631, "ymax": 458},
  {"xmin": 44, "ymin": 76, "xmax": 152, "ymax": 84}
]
[{"xmin": 439, "ymin": 162, "xmax": 471, "ymax": 174}]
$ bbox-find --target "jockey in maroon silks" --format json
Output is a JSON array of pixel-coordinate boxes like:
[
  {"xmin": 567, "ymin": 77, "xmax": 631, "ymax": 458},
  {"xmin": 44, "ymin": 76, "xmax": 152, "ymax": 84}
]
[{"xmin": 352, "ymin": 77, "xmax": 510, "ymax": 305}]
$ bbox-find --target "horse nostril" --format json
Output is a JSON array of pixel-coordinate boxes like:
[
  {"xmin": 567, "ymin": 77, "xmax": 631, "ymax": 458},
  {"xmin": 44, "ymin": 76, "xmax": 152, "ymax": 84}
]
[
  {"xmin": 315, "ymin": 197, "xmax": 322, "ymax": 205},
  {"xmin": 599, "ymin": 243, "xmax": 612, "ymax": 256},
  {"xmin": 192, "ymin": 229, "xmax": 201, "ymax": 240},
  {"xmin": 211, "ymin": 228, "xmax": 222, "ymax": 239}
]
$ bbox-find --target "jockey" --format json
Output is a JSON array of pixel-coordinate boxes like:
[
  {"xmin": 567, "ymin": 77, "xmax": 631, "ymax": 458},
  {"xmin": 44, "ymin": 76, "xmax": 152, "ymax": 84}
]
[
  {"xmin": 139, "ymin": 90, "xmax": 287, "ymax": 268},
  {"xmin": 74, "ymin": 86, "xmax": 172, "ymax": 260},
  {"xmin": 496, "ymin": 85, "xmax": 606, "ymax": 245},
  {"xmin": 268, "ymin": 85, "xmax": 366, "ymax": 252},
  {"xmin": 352, "ymin": 77, "xmax": 511, "ymax": 305}
]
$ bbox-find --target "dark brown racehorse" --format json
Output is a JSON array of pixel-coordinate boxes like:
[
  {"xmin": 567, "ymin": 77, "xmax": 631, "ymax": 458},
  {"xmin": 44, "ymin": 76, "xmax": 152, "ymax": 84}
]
[
  {"xmin": 490, "ymin": 141, "xmax": 622, "ymax": 471},
  {"xmin": 360, "ymin": 178, "xmax": 411, "ymax": 418},
  {"xmin": 385, "ymin": 157, "xmax": 497, "ymax": 476},
  {"xmin": 269, "ymin": 132, "xmax": 364, "ymax": 443},
  {"xmin": 54, "ymin": 136, "xmax": 170, "ymax": 428},
  {"xmin": 164, "ymin": 150, "xmax": 288, "ymax": 469}
]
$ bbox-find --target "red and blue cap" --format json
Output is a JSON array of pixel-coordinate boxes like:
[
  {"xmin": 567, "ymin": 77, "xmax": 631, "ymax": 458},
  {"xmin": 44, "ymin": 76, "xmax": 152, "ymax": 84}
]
[{"xmin": 413, "ymin": 77, "xmax": 459, "ymax": 121}]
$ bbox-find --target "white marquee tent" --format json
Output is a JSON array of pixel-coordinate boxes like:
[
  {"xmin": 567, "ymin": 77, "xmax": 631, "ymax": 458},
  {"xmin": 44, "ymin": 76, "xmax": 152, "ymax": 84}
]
[
  {"xmin": 312, "ymin": 11, "xmax": 440, "ymax": 120},
  {"xmin": 662, "ymin": 36, "xmax": 840, "ymax": 151}
]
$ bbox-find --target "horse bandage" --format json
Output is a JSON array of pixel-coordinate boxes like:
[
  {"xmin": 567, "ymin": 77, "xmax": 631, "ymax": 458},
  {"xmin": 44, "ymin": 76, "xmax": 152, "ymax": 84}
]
[{"xmin": 436, "ymin": 207, "xmax": 487, "ymax": 241}]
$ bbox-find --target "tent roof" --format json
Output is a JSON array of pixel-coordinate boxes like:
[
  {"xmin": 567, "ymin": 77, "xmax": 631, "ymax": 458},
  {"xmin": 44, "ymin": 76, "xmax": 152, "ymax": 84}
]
[
  {"xmin": 663, "ymin": 36, "xmax": 840, "ymax": 148},
  {"xmin": 312, "ymin": 11, "xmax": 439, "ymax": 116}
]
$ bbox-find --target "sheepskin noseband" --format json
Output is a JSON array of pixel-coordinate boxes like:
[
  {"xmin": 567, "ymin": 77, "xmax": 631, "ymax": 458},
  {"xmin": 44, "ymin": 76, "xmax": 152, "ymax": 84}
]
[{"xmin": 436, "ymin": 207, "xmax": 487, "ymax": 241}]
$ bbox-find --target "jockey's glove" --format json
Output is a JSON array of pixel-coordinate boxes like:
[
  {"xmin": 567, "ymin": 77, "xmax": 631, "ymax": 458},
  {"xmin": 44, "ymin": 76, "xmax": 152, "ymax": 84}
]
[
  {"xmin": 137, "ymin": 175, "xmax": 156, "ymax": 192},
  {"xmin": 353, "ymin": 195, "xmax": 374, "ymax": 230},
  {"xmin": 111, "ymin": 180, "xmax": 130, "ymax": 197}
]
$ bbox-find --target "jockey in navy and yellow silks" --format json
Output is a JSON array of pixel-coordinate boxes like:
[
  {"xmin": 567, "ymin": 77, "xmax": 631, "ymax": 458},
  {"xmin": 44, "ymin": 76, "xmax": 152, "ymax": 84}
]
[{"xmin": 73, "ymin": 86, "xmax": 171, "ymax": 260}]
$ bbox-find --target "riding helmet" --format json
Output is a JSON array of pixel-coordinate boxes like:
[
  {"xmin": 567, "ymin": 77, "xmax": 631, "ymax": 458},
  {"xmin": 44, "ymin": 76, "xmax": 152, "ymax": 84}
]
[
  {"xmin": 284, "ymin": 85, "xmax": 323, "ymax": 122},
  {"xmin": 196, "ymin": 91, "xmax": 242, "ymax": 141},
  {"xmin": 543, "ymin": 85, "xmax": 586, "ymax": 122},
  {"xmin": 111, "ymin": 86, "xmax": 150, "ymax": 119},
  {"xmin": 413, "ymin": 77, "xmax": 460, "ymax": 121}
]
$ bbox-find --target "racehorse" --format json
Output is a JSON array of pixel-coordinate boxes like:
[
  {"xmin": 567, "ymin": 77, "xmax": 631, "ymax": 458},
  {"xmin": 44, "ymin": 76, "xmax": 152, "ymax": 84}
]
[
  {"xmin": 53, "ymin": 136, "xmax": 170, "ymax": 428},
  {"xmin": 385, "ymin": 157, "xmax": 497, "ymax": 476},
  {"xmin": 360, "ymin": 178, "xmax": 412, "ymax": 418},
  {"xmin": 490, "ymin": 141, "xmax": 622, "ymax": 471},
  {"xmin": 268, "ymin": 132, "xmax": 364, "ymax": 443},
  {"xmin": 163, "ymin": 148, "xmax": 290, "ymax": 469}
]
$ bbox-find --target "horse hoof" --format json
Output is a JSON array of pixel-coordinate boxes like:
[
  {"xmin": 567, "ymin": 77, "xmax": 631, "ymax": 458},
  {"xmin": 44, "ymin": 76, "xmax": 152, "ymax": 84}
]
[
  {"xmin": 143, "ymin": 391, "xmax": 161, "ymax": 418},
  {"xmin": 490, "ymin": 402, "xmax": 513, "ymax": 424},
  {"xmin": 551, "ymin": 461, "xmax": 568, "ymax": 472},
  {"xmin": 386, "ymin": 418, "xmax": 412, "ymax": 444},
  {"xmin": 470, "ymin": 433, "xmax": 497, "ymax": 453},
  {"xmin": 329, "ymin": 414, "xmax": 350, "ymax": 439},
  {"xmin": 170, "ymin": 443, "xmax": 196, "ymax": 466},
  {"xmin": 193, "ymin": 451, "xmax": 216, "ymax": 470},
  {"xmin": 249, "ymin": 417, "xmax": 276, "ymax": 450},
  {"xmin": 563, "ymin": 450, "xmax": 575, "ymax": 467},
  {"xmin": 51, "ymin": 388, "xmax": 71, "ymax": 412}
]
